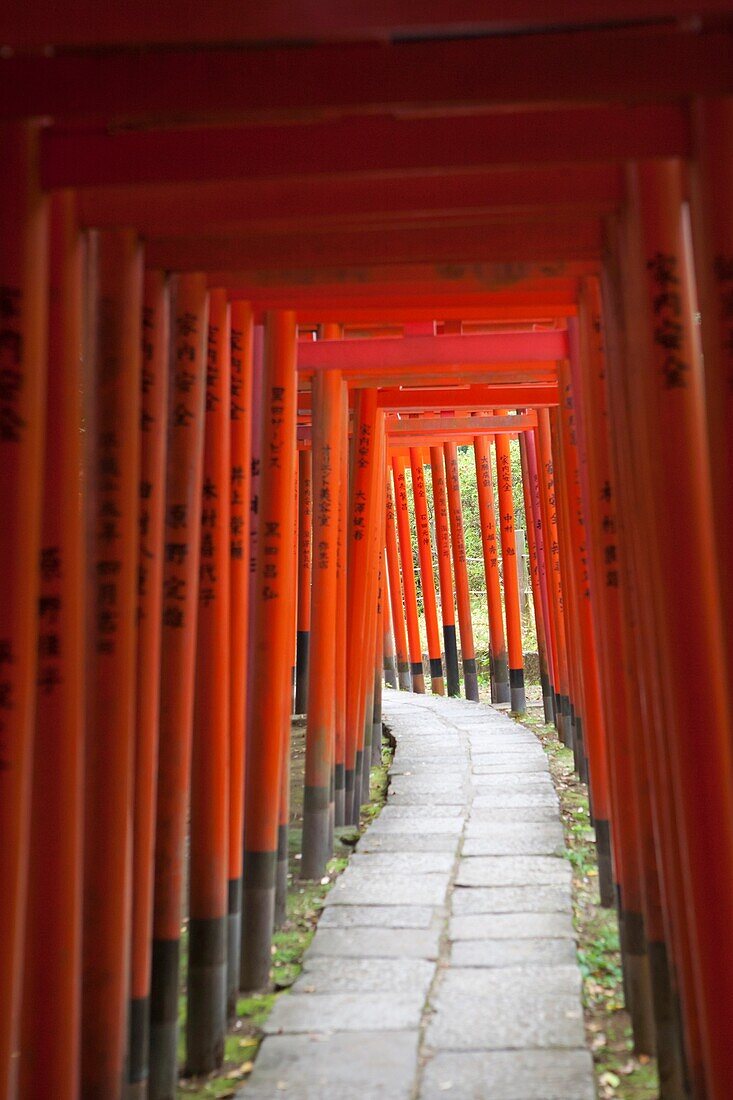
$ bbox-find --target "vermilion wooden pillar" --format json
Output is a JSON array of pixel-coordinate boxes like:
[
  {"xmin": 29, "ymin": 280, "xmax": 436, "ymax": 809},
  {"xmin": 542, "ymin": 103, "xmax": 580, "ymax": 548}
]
[
  {"xmin": 127, "ymin": 270, "xmax": 169, "ymax": 1098},
  {"xmin": 536, "ymin": 411, "xmax": 570, "ymax": 741},
  {"xmin": 186, "ymin": 289, "xmax": 231, "ymax": 1075},
  {"xmin": 302, "ymin": 368, "xmax": 342, "ymax": 877},
  {"xmin": 227, "ymin": 300, "xmax": 253, "ymax": 1016},
  {"xmin": 392, "ymin": 455, "xmax": 425, "ymax": 692},
  {"xmin": 622, "ymin": 159, "xmax": 733, "ymax": 1099},
  {"xmin": 385, "ymin": 476, "xmax": 412, "ymax": 691},
  {"xmin": 382, "ymin": 578, "xmax": 398, "ymax": 688},
  {"xmin": 429, "ymin": 445, "xmax": 460, "ymax": 696},
  {"xmin": 334, "ymin": 381, "xmax": 350, "ymax": 823},
  {"xmin": 241, "ymin": 310, "xmax": 297, "ymax": 992},
  {"xmin": 601, "ymin": 249, "xmax": 694, "ymax": 1092},
  {"xmin": 19, "ymin": 191, "xmax": 81, "ymax": 1100},
  {"xmin": 444, "ymin": 442, "xmax": 479, "ymax": 701},
  {"xmin": 0, "ymin": 122, "xmax": 48, "ymax": 1100},
  {"xmin": 574, "ymin": 281, "xmax": 662, "ymax": 1062},
  {"xmin": 295, "ymin": 448, "xmax": 313, "ymax": 713},
  {"xmin": 494, "ymin": 423, "xmax": 526, "ymax": 714},
  {"xmin": 473, "ymin": 436, "xmax": 510, "ymax": 704},
  {"xmin": 524, "ymin": 428, "xmax": 560, "ymax": 726},
  {"xmin": 690, "ymin": 98, "xmax": 733, "ymax": 693},
  {"xmin": 82, "ymin": 229, "xmax": 143, "ymax": 1100},
  {"xmin": 409, "ymin": 448, "xmax": 444, "ymax": 694},
  {"xmin": 150, "ymin": 274, "xmax": 209, "ymax": 1100},
  {"xmin": 518, "ymin": 431, "xmax": 554, "ymax": 725}
]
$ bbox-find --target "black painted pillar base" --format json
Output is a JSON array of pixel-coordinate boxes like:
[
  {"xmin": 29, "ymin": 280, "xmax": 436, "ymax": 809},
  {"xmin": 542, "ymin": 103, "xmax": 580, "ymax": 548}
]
[
  {"xmin": 621, "ymin": 909, "xmax": 656, "ymax": 1058},
  {"xmin": 553, "ymin": 691, "xmax": 562, "ymax": 733},
  {"xmin": 411, "ymin": 661, "xmax": 426, "ymax": 693},
  {"xmin": 397, "ymin": 659, "xmax": 412, "ymax": 691},
  {"xmin": 383, "ymin": 655, "xmax": 397, "ymax": 688},
  {"xmin": 571, "ymin": 710, "xmax": 583, "ymax": 776},
  {"xmin": 226, "ymin": 877, "xmax": 242, "ymax": 1019},
  {"xmin": 648, "ymin": 940, "xmax": 689, "ymax": 1100},
  {"xmin": 302, "ymin": 786, "xmax": 331, "ymax": 880},
  {"xmin": 560, "ymin": 694, "xmax": 572, "ymax": 747},
  {"xmin": 295, "ymin": 630, "xmax": 309, "ymax": 714},
  {"xmin": 128, "ymin": 996, "xmax": 149, "ymax": 1098},
  {"xmin": 372, "ymin": 674, "xmax": 383, "ymax": 768},
  {"xmin": 344, "ymin": 768, "xmax": 354, "ymax": 825},
  {"xmin": 595, "ymin": 818, "xmax": 615, "ymax": 908},
  {"xmin": 493, "ymin": 653, "xmax": 510, "ymax": 704},
  {"xmin": 274, "ymin": 823, "xmax": 289, "ymax": 926},
  {"xmin": 463, "ymin": 657, "xmax": 479, "ymax": 702},
  {"xmin": 186, "ymin": 915, "xmax": 227, "ymax": 1076},
  {"xmin": 360, "ymin": 711, "xmax": 373, "ymax": 810},
  {"xmin": 149, "ymin": 938, "xmax": 181, "ymax": 1100},
  {"xmin": 334, "ymin": 762, "xmax": 345, "ymax": 826},
  {"xmin": 509, "ymin": 667, "xmax": 526, "ymax": 714},
  {"xmin": 540, "ymin": 672, "xmax": 555, "ymax": 725},
  {"xmin": 429, "ymin": 656, "xmax": 445, "ymax": 696},
  {"xmin": 240, "ymin": 851, "xmax": 276, "ymax": 993},
  {"xmin": 443, "ymin": 624, "xmax": 460, "ymax": 697},
  {"xmin": 351, "ymin": 751, "xmax": 364, "ymax": 825}
]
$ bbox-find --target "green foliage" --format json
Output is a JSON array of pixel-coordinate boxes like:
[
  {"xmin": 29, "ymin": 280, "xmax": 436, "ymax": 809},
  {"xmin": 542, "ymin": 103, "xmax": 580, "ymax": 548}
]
[{"xmin": 399, "ymin": 441, "xmax": 535, "ymax": 655}]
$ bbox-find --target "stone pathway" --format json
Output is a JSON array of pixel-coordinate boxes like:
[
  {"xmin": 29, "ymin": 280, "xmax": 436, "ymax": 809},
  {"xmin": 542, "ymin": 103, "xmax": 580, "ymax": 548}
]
[{"xmin": 240, "ymin": 691, "xmax": 595, "ymax": 1099}]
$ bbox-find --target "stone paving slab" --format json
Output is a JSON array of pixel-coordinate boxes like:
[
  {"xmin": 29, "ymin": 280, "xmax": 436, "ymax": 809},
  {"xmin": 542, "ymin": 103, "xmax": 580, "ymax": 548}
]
[
  {"xmin": 456, "ymin": 855, "xmax": 571, "ymax": 888},
  {"xmin": 450, "ymin": 936, "xmax": 578, "ymax": 968},
  {"xmin": 421, "ymin": 1050, "xmax": 595, "ymax": 1100},
  {"xmin": 242, "ymin": 1032, "xmax": 419, "ymax": 1100},
  {"xmin": 423, "ymin": 966, "xmax": 585, "ymax": 1050},
  {"xmin": 350, "ymin": 851, "xmax": 455, "ymax": 875},
  {"xmin": 241, "ymin": 692, "xmax": 592, "ymax": 1100},
  {"xmin": 356, "ymin": 832, "xmax": 459, "ymax": 853},
  {"xmin": 462, "ymin": 822, "xmax": 565, "ymax": 856},
  {"xmin": 297, "ymin": 956, "xmax": 434, "ymax": 994},
  {"xmin": 449, "ymin": 911, "xmax": 575, "ymax": 940},
  {"xmin": 326, "ymin": 872, "xmax": 448, "ymax": 907},
  {"xmin": 452, "ymin": 884, "xmax": 573, "ymax": 915},
  {"xmin": 264, "ymin": 990, "xmax": 425, "ymax": 1034},
  {"xmin": 304, "ymin": 926, "xmax": 441, "ymax": 960}
]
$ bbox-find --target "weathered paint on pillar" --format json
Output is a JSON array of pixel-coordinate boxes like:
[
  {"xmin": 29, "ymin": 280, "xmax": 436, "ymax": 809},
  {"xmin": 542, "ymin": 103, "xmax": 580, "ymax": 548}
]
[
  {"xmin": 473, "ymin": 436, "xmax": 510, "ymax": 703},
  {"xmin": 227, "ymin": 300, "xmax": 253, "ymax": 1017},
  {"xmin": 392, "ymin": 455, "xmax": 425, "ymax": 693},
  {"xmin": 302, "ymin": 369, "xmax": 342, "ymax": 878},
  {"xmin": 82, "ymin": 229, "xmax": 143, "ymax": 1100},
  {"xmin": 127, "ymin": 269, "xmax": 170, "ymax": 1097},
  {"xmin": 0, "ymin": 121, "xmax": 48, "ymax": 1100},
  {"xmin": 444, "ymin": 442, "xmax": 479, "ymax": 701},
  {"xmin": 409, "ymin": 448, "xmax": 444, "ymax": 694},
  {"xmin": 186, "ymin": 289, "xmax": 231, "ymax": 1076},
  {"xmin": 295, "ymin": 448, "xmax": 312, "ymax": 714},
  {"xmin": 385, "ymin": 476, "xmax": 412, "ymax": 692},
  {"xmin": 150, "ymin": 274, "xmax": 209, "ymax": 1100},
  {"xmin": 429, "ymin": 445, "xmax": 460, "ymax": 696},
  {"xmin": 241, "ymin": 310, "xmax": 297, "ymax": 992},
  {"xmin": 19, "ymin": 191, "xmax": 81, "ymax": 1100},
  {"xmin": 494, "ymin": 424, "xmax": 526, "ymax": 714}
]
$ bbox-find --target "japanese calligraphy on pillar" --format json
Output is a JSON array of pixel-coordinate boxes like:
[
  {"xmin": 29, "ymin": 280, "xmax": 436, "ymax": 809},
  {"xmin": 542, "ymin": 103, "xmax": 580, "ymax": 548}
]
[
  {"xmin": 162, "ymin": 307, "xmax": 206, "ymax": 630},
  {"xmin": 646, "ymin": 251, "xmax": 690, "ymax": 389},
  {"xmin": 315, "ymin": 444, "xmax": 333, "ymax": 570},
  {"xmin": 589, "ymin": 306, "xmax": 620, "ymax": 590},
  {"xmin": 477, "ymin": 449, "xmax": 500, "ymax": 574}
]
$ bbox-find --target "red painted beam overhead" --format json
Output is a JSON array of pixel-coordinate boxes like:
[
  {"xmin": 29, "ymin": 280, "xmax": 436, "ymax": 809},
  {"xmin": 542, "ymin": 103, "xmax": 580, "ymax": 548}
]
[
  {"xmin": 145, "ymin": 220, "xmax": 602, "ymax": 272},
  {"xmin": 1, "ymin": 1, "xmax": 729, "ymax": 48},
  {"xmin": 376, "ymin": 384, "xmax": 559, "ymax": 409},
  {"xmin": 74, "ymin": 165, "xmax": 623, "ymax": 234},
  {"xmin": 387, "ymin": 413, "xmax": 538, "ymax": 434},
  {"xmin": 40, "ymin": 105, "xmax": 689, "ymax": 190},
  {"xmin": 298, "ymin": 331, "xmax": 567, "ymax": 372},
  {"xmin": 2, "ymin": 30, "xmax": 731, "ymax": 121}
]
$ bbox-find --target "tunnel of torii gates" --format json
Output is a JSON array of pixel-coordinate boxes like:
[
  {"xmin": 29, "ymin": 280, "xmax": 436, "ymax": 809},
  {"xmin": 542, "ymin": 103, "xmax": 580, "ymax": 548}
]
[{"xmin": 2, "ymin": 7, "xmax": 733, "ymax": 1100}]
